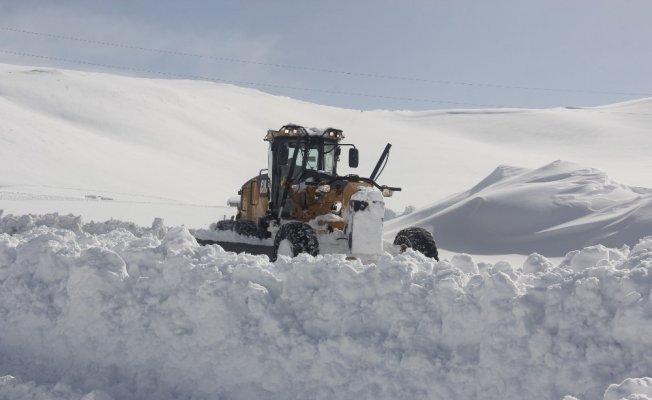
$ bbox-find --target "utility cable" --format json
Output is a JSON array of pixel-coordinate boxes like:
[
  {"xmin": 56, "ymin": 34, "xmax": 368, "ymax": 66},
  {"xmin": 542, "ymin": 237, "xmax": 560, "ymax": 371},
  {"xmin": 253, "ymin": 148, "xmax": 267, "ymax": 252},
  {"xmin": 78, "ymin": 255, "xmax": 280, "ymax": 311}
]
[
  {"xmin": 1, "ymin": 49, "xmax": 651, "ymax": 115},
  {"xmin": 2, "ymin": 26, "xmax": 651, "ymax": 98},
  {"xmin": 0, "ymin": 49, "xmax": 509, "ymax": 108}
]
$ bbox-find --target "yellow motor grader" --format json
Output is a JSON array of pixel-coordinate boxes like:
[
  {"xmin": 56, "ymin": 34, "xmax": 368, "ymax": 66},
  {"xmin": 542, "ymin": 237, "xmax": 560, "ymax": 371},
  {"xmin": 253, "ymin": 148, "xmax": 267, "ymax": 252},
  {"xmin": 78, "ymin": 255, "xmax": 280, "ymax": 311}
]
[{"xmin": 196, "ymin": 124, "xmax": 438, "ymax": 261}]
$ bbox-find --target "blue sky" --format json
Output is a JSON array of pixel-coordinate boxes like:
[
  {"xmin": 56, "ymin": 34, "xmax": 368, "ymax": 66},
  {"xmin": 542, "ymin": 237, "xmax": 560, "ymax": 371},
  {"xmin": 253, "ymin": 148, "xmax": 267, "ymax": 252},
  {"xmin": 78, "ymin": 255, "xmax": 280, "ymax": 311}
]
[{"xmin": 1, "ymin": 0, "xmax": 651, "ymax": 110}]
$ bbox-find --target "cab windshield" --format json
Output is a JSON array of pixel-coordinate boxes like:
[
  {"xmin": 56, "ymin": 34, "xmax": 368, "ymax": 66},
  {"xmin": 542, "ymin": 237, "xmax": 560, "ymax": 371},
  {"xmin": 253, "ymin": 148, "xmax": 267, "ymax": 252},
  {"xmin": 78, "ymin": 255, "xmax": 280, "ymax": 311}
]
[{"xmin": 287, "ymin": 141, "xmax": 337, "ymax": 174}]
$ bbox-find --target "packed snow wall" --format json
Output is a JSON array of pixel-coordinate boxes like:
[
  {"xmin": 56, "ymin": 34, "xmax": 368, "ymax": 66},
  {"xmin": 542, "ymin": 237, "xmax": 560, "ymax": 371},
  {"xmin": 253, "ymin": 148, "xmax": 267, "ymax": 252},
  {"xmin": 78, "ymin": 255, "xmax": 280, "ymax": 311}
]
[{"xmin": 1, "ymin": 213, "xmax": 652, "ymax": 400}]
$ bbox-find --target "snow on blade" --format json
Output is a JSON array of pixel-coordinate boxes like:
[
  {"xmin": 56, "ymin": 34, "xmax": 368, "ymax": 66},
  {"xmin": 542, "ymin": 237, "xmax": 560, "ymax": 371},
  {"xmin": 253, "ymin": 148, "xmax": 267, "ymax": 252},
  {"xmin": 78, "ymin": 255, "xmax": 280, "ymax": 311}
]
[{"xmin": 1, "ymin": 214, "xmax": 652, "ymax": 400}]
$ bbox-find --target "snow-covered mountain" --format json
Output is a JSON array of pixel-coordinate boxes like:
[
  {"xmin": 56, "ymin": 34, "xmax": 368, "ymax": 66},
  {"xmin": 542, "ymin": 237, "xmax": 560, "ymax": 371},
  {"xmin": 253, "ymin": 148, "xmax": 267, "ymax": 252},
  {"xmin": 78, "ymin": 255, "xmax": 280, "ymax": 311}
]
[{"xmin": 386, "ymin": 160, "xmax": 652, "ymax": 256}]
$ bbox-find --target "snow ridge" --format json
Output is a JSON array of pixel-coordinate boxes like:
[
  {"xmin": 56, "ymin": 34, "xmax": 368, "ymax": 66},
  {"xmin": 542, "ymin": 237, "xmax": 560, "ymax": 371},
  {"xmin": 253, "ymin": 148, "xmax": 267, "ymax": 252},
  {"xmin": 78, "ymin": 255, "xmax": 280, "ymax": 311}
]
[
  {"xmin": 1, "ymin": 214, "xmax": 652, "ymax": 399},
  {"xmin": 386, "ymin": 160, "xmax": 652, "ymax": 256}
]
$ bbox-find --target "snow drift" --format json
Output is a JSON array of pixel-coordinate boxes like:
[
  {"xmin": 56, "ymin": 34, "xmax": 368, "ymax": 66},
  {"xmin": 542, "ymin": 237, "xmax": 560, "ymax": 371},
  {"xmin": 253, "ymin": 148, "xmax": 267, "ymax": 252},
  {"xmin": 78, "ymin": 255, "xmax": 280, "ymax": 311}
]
[
  {"xmin": 1, "ymin": 213, "xmax": 652, "ymax": 400},
  {"xmin": 386, "ymin": 160, "xmax": 652, "ymax": 256}
]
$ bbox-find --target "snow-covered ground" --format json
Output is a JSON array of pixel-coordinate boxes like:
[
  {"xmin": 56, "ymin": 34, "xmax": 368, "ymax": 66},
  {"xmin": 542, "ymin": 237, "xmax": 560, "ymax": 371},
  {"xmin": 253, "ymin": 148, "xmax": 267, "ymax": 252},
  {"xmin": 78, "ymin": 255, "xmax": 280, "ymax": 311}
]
[
  {"xmin": 1, "ymin": 214, "xmax": 652, "ymax": 400},
  {"xmin": 2, "ymin": 62, "xmax": 652, "ymax": 399},
  {"xmin": 0, "ymin": 185, "xmax": 231, "ymax": 228}
]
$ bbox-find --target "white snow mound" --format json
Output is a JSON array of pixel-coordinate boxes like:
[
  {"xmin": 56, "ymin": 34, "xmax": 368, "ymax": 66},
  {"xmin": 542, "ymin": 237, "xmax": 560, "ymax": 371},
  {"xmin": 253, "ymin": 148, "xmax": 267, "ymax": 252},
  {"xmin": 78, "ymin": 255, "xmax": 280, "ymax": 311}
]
[
  {"xmin": 1, "ymin": 213, "xmax": 652, "ymax": 400},
  {"xmin": 386, "ymin": 160, "xmax": 652, "ymax": 256}
]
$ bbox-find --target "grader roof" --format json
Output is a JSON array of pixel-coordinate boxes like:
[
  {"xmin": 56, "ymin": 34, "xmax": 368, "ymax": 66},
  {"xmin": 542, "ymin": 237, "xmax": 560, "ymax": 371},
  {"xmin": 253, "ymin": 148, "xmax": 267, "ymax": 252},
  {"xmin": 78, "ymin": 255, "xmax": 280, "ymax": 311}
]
[{"xmin": 264, "ymin": 124, "xmax": 345, "ymax": 142}]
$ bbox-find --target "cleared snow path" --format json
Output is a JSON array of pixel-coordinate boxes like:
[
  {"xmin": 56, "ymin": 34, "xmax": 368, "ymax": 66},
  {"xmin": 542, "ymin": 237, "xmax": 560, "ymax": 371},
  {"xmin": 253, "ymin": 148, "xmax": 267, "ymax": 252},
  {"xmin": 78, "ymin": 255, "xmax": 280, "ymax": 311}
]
[{"xmin": 1, "ymin": 213, "xmax": 652, "ymax": 400}]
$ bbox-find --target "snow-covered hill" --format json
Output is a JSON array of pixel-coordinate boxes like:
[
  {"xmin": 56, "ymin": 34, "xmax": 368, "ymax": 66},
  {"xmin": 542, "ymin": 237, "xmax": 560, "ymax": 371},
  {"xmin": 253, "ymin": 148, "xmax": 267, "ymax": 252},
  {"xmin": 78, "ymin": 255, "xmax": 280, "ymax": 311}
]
[
  {"xmin": 2, "ymin": 62, "xmax": 651, "ymax": 255},
  {"xmin": 1, "ymin": 62, "xmax": 651, "ymax": 214},
  {"xmin": 386, "ymin": 160, "xmax": 652, "ymax": 256},
  {"xmin": 1, "ymin": 215, "xmax": 652, "ymax": 400}
]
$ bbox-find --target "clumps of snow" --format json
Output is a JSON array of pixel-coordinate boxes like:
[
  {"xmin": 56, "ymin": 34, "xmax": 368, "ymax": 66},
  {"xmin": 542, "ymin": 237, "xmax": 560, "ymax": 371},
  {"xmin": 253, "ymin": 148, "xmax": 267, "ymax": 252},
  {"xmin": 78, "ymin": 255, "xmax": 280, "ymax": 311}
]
[
  {"xmin": 633, "ymin": 237, "xmax": 652, "ymax": 255},
  {"xmin": 450, "ymin": 253, "xmax": 479, "ymax": 274},
  {"xmin": 559, "ymin": 244, "xmax": 627, "ymax": 273},
  {"xmin": 604, "ymin": 378, "xmax": 652, "ymax": 400},
  {"xmin": 0, "ymin": 375, "xmax": 112, "ymax": 400},
  {"xmin": 0, "ymin": 211, "xmax": 168, "ymax": 238},
  {"xmin": 2, "ymin": 213, "xmax": 652, "ymax": 399},
  {"xmin": 0, "ymin": 211, "xmax": 85, "ymax": 235},
  {"xmin": 522, "ymin": 252, "xmax": 554, "ymax": 274}
]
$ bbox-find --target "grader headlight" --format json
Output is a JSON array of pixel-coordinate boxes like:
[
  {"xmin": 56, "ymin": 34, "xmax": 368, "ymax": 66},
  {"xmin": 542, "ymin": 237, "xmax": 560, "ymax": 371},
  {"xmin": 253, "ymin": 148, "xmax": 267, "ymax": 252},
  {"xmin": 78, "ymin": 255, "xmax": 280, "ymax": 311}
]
[
  {"xmin": 382, "ymin": 188, "xmax": 394, "ymax": 197},
  {"xmin": 323, "ymin": 128, "xmax": 344, "ymax": 140}
]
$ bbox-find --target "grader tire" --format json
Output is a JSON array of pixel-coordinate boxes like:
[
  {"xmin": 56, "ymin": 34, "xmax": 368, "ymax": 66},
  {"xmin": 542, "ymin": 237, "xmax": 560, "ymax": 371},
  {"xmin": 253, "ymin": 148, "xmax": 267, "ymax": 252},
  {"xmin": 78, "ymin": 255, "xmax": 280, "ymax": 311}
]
[
  {"xmin": 234, "ymin": 220, "xmax": 264, "ymax": 239},
  {"xmin": 215, "ymin": 220, "xmax": 235, "ymax": 231},
  {"xmin": 272, "ymin": 222, "xmax": 319, "ymax": 261},
  {"xmin": 394, "ymin": 227, "xmax": 439, "ymax": 261}
]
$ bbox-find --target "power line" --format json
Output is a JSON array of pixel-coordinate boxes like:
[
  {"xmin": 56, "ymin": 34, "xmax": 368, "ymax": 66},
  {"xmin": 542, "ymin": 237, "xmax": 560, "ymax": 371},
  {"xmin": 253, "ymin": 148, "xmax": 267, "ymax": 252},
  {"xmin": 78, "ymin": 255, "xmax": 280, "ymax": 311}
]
[
  {"xmin": 2, "ymin": 49, "xmax": 651, "ymax": 116},
  {"xmin": 0, "ymin": 49, "xmax": 511, "ymax": 108},
  {"xmin": 2, "ymin": 26, "xmax": 652, "ymax": 98}
]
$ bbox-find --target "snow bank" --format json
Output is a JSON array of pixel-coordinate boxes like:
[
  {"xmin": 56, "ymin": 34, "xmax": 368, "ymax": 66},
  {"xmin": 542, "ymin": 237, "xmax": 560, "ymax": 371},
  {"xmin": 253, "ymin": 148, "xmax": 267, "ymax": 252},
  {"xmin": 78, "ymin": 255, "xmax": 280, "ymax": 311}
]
[
  {"xmin": 387, "ymin": 160, "xmax": 652, "ymax": 256},
  {"xmin": 2, "ymin": 214, "xmax": 652, "ymax": 399}
]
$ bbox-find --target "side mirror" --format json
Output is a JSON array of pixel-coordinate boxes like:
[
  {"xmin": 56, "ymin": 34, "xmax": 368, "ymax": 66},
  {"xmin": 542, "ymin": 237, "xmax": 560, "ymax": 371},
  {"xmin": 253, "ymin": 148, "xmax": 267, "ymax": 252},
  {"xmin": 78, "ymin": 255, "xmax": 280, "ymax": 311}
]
[
  {"xmin": 349, "ymin": 148, "xmax": 359, "ymax": 168},
  {"xmin": 278, "ymin": 146, "xmax": 289, "ymax": 166}
]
